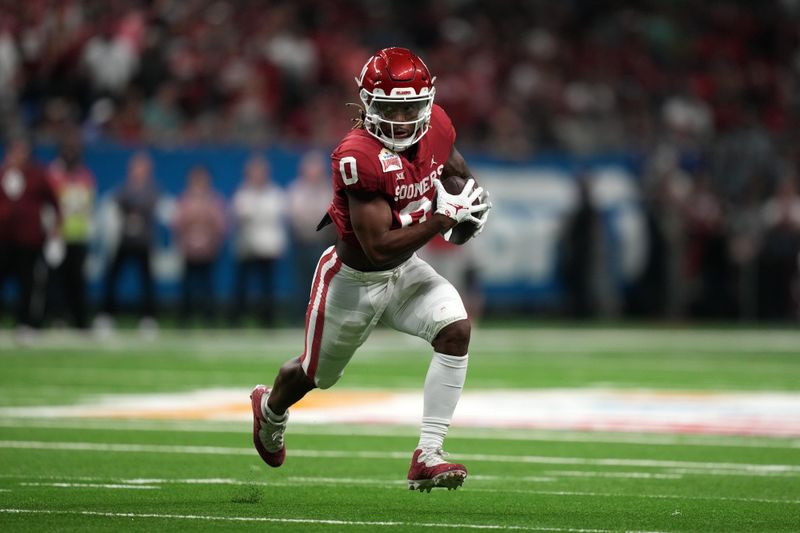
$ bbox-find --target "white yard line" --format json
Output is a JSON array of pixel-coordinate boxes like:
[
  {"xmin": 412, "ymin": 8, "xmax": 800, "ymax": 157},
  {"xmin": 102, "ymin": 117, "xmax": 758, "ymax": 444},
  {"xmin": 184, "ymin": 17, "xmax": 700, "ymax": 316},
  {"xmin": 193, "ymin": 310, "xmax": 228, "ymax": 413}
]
[
  {"xmin": 469, "ymin": 475, "xmax": 557, "ymax": 482},
  {"xmin": 1, "ymin": 418, "xmax": 797, "ymax": 449},
  {"xmin": 4, "ymin": 474, "xmax": 798, "ymax": 505},
  {"xmin": 461, "ymin": 489, "xmax": 800, "ymax": 505},
  {"xmin": 4, "ymin": 475, "xmax": 799, "ymax": 506},
  {"xmin": 543, "ymin": 468, "xmax": 798, "ymax": 479},
  {"xmin": 542, "ymin": 471, "xmax": 682, "ymax": 480},
  {"xmin": 471, "ymin": 328, "xmax": 800, "ymax": 353},
  {"xmin": 19, "ymin": 482, "xmax": 159, "ymax": 490},
  {"xmin": 6, "ymin": 476, "xmax": 396, "ymax": 491},
  {"xmin": 456, "ymin": 451, "xmax": 800, "ymax": 473},
  {"xmin": 664, "ymin": 467, "xmax": 799, "ymax": 478},
  {"xmin": 0, "ymin": 508, "xmax": 658, "ymax": 532},
  {"xmin": 1, "ymin": 440, "xmax": 798, "ymax": 475},
  {"xmin": 2, "ymin": 474, "xmax": 545, "ymax": 487},
  {"xmin": 3, "ymin": 327, "xmax": 800, "ymax": 354},
  {"xmin": 0, "ymin": 440, "xmax": 255, "ymax": 456},
  {"xmin": 1, "ymin": 475, "xmax": 257, "ymax": 485}
]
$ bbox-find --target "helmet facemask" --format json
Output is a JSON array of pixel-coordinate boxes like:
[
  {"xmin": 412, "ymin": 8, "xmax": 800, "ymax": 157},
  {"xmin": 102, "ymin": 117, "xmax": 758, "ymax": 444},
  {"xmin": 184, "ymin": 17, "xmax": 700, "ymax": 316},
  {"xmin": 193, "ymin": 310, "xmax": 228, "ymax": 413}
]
[{"xmin": 359, "ymin": 88, "xmax": 435, "ymax": 152}]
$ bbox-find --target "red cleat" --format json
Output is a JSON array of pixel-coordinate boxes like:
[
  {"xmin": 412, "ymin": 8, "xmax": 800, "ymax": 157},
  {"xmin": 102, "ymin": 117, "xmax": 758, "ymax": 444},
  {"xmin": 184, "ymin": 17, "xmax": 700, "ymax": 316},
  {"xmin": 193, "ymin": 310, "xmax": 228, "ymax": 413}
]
[
  {"xmin": 407, "ymin": 447, "xmax": 467, "ymax": 492},
  {"xmin": 250, "ymin": 384, "xmax": 287, "ymax": 468}
]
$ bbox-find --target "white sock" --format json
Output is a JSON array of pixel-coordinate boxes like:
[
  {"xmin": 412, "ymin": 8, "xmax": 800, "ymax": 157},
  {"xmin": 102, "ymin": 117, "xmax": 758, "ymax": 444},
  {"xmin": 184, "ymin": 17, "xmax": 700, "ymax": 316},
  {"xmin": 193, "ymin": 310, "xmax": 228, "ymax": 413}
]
[
  {"xmin": 261, "ymin": 394, "xmax": 288, "ymax": 423},
  {"xmin": 418, "ymin": 352, "xmax": 468, "ymax": 450}
]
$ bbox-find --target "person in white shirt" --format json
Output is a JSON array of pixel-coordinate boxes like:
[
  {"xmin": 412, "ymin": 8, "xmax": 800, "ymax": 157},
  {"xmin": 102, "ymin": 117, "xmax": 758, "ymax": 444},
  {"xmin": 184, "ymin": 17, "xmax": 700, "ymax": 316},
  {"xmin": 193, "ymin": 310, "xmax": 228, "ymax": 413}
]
[
  {"xmin": 231, "ymin": 154, "xmax": 287, "ymax": 326},
  {"xmin": 81, "ymin": 23, "xmax": 139, "ymax": 98}
]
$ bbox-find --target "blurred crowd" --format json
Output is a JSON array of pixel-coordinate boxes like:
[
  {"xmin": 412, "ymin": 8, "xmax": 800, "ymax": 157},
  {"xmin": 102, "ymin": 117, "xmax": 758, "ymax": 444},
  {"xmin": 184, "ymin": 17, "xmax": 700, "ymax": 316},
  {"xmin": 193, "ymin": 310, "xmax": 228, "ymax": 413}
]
[
  {"xmin": 0, "ymin": 138, "xmax": 336, "ymax": 338},
  {"xmin": 2, "ymin": 0, "xmax": 800, "ymax": 328},
  {"xmin": 0, "ymin": 0, "xmax": 797, "ymax": 153}
]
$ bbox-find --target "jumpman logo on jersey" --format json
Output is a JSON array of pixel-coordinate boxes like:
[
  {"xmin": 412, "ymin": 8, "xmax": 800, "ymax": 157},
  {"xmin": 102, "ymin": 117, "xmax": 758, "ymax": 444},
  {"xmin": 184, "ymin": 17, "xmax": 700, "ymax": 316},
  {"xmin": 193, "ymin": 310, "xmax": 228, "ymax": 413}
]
[{"xmin": 430, "ymin": 156, "xmax": 438, "ymax": 168}]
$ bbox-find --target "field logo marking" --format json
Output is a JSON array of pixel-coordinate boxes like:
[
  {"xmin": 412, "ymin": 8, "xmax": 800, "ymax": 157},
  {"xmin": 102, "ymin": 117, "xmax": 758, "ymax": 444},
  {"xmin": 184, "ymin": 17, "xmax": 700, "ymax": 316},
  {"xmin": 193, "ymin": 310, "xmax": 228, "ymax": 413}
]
[
  {"xmin": 1, "ymin": 388, "xmax": 800, "ymax": 437},
  {"xmin": 0, "ymin": 508, "xmax": 660, "ymax": 532}
]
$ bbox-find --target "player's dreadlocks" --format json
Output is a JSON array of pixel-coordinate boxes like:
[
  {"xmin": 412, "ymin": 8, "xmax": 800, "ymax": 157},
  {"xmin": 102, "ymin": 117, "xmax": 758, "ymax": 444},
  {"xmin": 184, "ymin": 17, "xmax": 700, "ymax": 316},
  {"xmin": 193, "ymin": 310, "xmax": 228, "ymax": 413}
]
[{"xmin": 346, "ymin": 102, "xmax": 366, "ymax": 130}]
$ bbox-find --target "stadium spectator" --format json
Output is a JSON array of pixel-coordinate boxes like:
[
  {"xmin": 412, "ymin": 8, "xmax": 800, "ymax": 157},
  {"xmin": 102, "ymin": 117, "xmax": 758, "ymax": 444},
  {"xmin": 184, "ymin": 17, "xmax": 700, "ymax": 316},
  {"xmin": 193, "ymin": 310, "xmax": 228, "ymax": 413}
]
[
  {"xmin": 46, "ymin": 132, "xmax": 96, "ymax": 329},
  {"xmin": 0, "ymin": 17, "xmax": 21, "ymax": 140},
  {"xmin": 757, "ymin": 174, "xmax": 800, "ymax": 320},
  {"xmin": 684, "ymin": 174, "xmax": 733, "ymax": 318},
  {"xmin": 560, "ymin": 173, "xmax": 616, "ymax": 318},
  {"xmin": 230, "ymin": 154, "xmax": 287, "ymax": 326},
  {"xmin": 286, "ymin": 150, "xmax": 335, "ymax": 319},
  {"xmin": 727, "ymin": 173, "xmax": 767, "ymax": 320},
  {"xmin": 97, "ymin": 151, "xmax": 160, "ymax": 336},
  {"xmin": 0, "ymin": 2, "xmax": 790, "ymax": 159},
  {"xmin": 0, "ymin": 0, "xmax": 792, "ymax": 158},
  {"xmin": 108, "ymin": 89, "xmax": 144, "ymax": 144},
  {"xmin": 249, "ymin": 47, "xmax": 491, "ymax": 492},
  {"xmin": 142, "ymin": 81, "xmax": 184, "ymax": 145},
  {"xmin": 3, "ymin": 0, "xmax": 800, "ymax": 321},
  {"xmin": 633, "ymin": 145, "xmax": 693, "ymax": 318},
  {"xmin": 0, "ymin": 138, "xmax": 60, "ymax": 339},
  {"xmin": 172, "ymin": 165, "xmax": 227, "ymax": 326},
  {"xmin": 80, "ymin": 17, "xmax": 141, "ymax": 101}
]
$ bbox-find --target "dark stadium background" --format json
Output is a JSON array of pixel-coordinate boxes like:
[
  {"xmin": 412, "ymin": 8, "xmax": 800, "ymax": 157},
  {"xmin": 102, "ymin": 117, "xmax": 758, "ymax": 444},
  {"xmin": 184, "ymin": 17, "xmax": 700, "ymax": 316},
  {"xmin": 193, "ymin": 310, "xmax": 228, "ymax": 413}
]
[{"xmin": 1, "ymin": 0, "xmax": 799, "ymax": 324}]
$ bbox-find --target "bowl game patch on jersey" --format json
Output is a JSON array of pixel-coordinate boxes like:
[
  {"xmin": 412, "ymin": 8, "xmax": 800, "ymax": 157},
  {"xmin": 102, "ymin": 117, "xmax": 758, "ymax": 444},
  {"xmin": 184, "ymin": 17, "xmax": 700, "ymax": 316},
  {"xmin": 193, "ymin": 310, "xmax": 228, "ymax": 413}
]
[{"xmin": 379, "ymin": 148, "xmax": 403, "ymax": 172}]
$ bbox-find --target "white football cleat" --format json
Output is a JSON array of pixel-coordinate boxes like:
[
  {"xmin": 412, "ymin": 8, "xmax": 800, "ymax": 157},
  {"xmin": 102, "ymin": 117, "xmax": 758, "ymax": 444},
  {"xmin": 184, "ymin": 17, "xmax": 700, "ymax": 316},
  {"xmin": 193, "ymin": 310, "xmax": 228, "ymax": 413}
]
[{"xmin": 250, "ymin": 385, "xmax": 287, "ymax": 467}]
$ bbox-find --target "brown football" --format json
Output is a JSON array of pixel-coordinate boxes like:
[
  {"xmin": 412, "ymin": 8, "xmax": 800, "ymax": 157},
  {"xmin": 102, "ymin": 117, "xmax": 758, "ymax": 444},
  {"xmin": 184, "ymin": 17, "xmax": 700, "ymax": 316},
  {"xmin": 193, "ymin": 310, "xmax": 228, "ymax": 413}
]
[{"xmin": 439, "ymin": 175, "xmax": 484, "ymax": 245}]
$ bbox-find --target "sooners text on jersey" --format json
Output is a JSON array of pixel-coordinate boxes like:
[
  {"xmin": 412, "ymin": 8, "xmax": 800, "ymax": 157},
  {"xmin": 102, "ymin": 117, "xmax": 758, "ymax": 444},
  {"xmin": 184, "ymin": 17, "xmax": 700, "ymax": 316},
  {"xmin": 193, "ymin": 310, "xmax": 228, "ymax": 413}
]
[{"xmin": 328, "ymin": 104, "xmax": 456, "ymax": 247}]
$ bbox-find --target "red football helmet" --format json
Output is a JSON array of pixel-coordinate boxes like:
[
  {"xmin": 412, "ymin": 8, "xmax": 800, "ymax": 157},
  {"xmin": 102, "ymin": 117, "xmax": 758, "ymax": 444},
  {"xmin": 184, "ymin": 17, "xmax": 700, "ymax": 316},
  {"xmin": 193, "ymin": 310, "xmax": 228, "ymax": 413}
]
[{"xmin": 356, "ymin": 47, "xmax": 436, "ymax": 152}]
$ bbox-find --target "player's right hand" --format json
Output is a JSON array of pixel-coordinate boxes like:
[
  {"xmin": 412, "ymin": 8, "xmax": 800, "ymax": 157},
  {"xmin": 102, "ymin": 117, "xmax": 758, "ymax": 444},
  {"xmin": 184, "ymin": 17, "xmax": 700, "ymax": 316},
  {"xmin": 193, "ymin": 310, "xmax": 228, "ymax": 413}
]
[{"xmin": 432, "ymin": 178, "xmax": 489, "ymax": 225}]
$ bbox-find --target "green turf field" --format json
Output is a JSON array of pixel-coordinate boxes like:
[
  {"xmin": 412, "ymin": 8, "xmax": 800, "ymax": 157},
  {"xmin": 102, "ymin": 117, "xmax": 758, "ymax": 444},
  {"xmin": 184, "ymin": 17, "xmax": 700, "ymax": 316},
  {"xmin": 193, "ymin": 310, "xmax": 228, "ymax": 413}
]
[{"xmin": 0, "ymin": 327, "xmax": 799, "ymax": 532}]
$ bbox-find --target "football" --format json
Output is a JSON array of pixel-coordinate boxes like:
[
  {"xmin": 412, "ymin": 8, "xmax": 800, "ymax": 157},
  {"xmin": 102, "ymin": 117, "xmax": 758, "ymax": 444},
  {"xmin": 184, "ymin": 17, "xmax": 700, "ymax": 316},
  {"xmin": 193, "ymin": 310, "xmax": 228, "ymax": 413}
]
[{"xmin": 439, "ymin": 175, "xmax": 485, "ymax": 245}]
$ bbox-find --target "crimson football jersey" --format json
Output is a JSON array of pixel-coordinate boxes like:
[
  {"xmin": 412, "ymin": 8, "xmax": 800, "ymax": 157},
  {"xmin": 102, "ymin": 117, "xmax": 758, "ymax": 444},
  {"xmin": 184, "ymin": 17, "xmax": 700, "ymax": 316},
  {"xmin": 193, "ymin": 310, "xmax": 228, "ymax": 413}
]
[
  {"xmin": 327, "ymin": 104, "xmax": 456, "ymax": 248},
  {"xmin": 0, "ymin": 161, "xmax": 59, "ymax": 247}
]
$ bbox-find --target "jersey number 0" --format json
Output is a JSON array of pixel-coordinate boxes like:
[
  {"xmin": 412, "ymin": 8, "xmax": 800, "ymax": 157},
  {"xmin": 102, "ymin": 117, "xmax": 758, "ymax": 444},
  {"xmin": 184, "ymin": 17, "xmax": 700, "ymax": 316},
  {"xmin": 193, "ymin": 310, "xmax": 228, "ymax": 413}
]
[
  {"xmin": 339, "ymin": 156, "xmax": 359, "ymax": 185},
  {"xmin": 339, "ymin": 155, "xmax": 432, "ymax": 227}
]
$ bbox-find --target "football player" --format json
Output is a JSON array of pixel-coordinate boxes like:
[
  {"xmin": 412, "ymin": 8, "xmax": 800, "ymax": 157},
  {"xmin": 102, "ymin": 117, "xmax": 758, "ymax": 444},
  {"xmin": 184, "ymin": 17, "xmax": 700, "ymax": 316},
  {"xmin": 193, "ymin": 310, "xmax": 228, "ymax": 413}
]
[{"xmin": 251, "ymin": 47, "xmax": 490, "ymax": 492}]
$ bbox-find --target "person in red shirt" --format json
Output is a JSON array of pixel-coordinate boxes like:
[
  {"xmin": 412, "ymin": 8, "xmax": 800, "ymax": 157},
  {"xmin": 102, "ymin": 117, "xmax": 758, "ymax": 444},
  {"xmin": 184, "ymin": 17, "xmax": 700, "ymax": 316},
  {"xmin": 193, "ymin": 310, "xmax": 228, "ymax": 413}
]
[
  {"xmin": 172, "ymin": 165, "xmax": 227, "ymax": 326},
  {"xmin": 250, "ymin": 48, "xmax": 490, "ymax": 492},
  {"xmin": 0, "ymin": 139, "xmax": 61, "ymax": 333}
]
